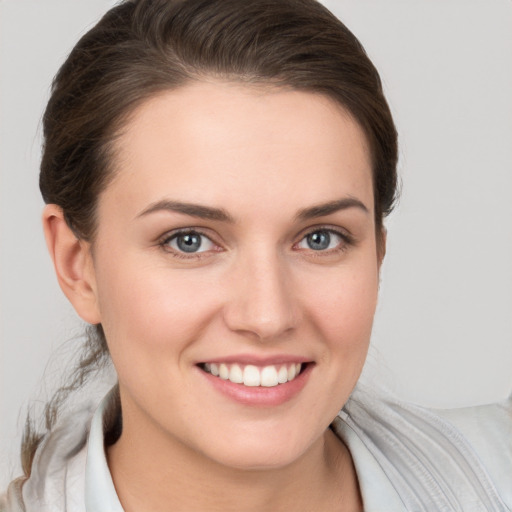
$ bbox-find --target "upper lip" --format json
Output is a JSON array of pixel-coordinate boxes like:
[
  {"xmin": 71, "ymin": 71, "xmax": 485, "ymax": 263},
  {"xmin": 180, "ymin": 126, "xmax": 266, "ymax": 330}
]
[{"xmin": 198, "ymin": 354, "xmax": 313, "ymax": 366}]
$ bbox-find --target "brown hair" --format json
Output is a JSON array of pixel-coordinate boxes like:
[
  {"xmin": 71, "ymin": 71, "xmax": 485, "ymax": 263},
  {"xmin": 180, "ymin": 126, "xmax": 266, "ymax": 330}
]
[{"xmin": 25, "ymin": 0, "xmax": 398, "ymax": 476}]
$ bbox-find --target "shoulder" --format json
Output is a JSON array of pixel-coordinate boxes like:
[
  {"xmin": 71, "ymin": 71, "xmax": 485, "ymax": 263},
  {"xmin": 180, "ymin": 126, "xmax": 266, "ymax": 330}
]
[
  {"xmin": 432, "ymin": 394, "xmax": 512, "ymax": 506},
  {"xmin": 1, "ymin": 388, "xmax": 120, "ymax": 512},
  {"xmin": 1, "ymin": 404, "xmax": 94, "ymax": 512},
  {"xmin": 0, "ymin": 478, "xmax": 26, "ymax": 512},
  {"xmin": 337, "ymin": 387, "xmax": 512, "ymax": 511}
]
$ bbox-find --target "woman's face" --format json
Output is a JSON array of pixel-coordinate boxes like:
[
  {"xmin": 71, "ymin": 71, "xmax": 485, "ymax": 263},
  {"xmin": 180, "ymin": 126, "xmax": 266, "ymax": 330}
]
[{"xmin": 88, "ymin": 81, "xmax": 381, "ymax": 469}]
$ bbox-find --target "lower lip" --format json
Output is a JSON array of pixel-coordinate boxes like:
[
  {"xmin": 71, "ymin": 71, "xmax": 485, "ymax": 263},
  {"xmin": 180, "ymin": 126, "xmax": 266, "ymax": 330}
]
[{"xmin": 198, "ymin": 364, "xmax": 313, "ymax": 406}]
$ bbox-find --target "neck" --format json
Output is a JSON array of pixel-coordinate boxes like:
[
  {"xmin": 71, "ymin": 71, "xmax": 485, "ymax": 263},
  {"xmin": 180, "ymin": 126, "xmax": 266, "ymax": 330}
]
[{"xmin": 107, "ymin": 404, "xmax": 362, "ymax": 512}]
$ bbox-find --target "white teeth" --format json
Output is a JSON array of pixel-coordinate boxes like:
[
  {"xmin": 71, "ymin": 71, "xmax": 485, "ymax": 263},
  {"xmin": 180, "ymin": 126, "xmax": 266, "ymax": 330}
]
[
  {"xmin": 203, "ymin": 362, "xmax": 303, "ymax": 387},
  {"xmin": 229, "ymin": 364, "xmax": 243, "ymax": 384},
  {"xmin": 277, "ymin": 365, "xmax": 288, "ymax": 384},
  {"xmin": 261, "ymin": 366, "xmax": 279, "ymax": 387},
  {"xmin": 219, "ymin": 363, "xmax": 229, "ymax": 380},
  {"xmin": 243, "ymin": 365, "xmax": 261, "ymax": 387}
]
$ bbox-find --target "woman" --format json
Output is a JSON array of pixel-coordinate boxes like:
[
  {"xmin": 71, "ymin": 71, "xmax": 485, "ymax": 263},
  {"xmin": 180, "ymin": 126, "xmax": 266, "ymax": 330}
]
[{"xmin": 1, "ymin": 0, "xmax": 511, "ymax": 510}]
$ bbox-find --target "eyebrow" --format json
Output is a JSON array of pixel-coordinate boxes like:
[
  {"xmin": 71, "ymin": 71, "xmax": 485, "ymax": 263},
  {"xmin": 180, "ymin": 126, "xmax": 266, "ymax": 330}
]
[
  {"xmin": 136, "ymin": 200, "xmax": 234, "ymax": 222},
  {"xmin": 137, "ymin": 196, "xmax": 368, "ymax": 223},
  {"xmin": 295, "ymin": 197, "xmax": 369, "ymax": 221}
]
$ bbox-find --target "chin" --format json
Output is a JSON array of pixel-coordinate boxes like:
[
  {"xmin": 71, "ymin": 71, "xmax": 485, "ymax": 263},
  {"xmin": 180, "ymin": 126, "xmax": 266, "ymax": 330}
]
[{"xmin": 199, "ymin": 428, "xmax": 319, "ymax": 472}]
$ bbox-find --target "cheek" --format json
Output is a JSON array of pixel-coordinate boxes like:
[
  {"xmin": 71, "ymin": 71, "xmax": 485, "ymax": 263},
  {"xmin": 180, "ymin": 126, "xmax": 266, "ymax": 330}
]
[
  {"xmin": 93, "ymin": 256, "xmax": 220, "ymax": 357},
  {"xmin": 304, "ymin": 263, "xmax": 379, "ymax": 414},
  {"xmin": 302, "ymin": 260, "xmax": 379, "ymax": 357}
]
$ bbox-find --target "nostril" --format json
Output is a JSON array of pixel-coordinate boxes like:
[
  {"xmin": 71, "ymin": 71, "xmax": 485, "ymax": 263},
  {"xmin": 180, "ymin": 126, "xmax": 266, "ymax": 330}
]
[{"xmin": 221, "ymin": 272, "xmax": 301, "ymax": 340}]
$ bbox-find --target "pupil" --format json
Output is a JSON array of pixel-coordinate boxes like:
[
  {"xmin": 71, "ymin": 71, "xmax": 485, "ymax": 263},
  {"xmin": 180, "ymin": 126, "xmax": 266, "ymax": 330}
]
[
  {"xmin": 177, "ymin": 233, "xmax": 201, "ymax": 252},
  {"xmin": 308, "ymin": 231, "xmax": 330, "ymax": 250}
]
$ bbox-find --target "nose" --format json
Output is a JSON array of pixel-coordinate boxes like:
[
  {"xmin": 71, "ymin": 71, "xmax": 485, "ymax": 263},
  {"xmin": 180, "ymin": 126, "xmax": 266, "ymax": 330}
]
[{"xmin": 222, "ymin": 251, "xmax": 300, "ymax": 341}]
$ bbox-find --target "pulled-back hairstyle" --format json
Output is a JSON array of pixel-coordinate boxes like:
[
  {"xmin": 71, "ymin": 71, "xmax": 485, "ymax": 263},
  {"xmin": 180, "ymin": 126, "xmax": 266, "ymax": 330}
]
[{"xmin": 26, "ymin": 0, "xmax": 398, "ymax": 477}]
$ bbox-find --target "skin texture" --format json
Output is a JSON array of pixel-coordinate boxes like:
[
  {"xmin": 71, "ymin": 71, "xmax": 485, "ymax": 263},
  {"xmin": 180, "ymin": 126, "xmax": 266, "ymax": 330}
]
[{"xmin": 43, "ymin": 81, "xmax": 382, "ymax": 511}]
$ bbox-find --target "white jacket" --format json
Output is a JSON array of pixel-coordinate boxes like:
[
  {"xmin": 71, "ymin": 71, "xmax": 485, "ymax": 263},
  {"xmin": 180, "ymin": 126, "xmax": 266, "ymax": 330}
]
[{"xmin": 2, "ymin": 387, "xmax": 511, "ymax": 511}]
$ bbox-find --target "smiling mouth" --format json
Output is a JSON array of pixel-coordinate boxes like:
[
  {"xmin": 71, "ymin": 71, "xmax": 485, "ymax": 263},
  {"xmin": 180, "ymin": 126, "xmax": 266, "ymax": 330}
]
[{"xmin": 199, "ymin": 362, "xmax": 306, "ymax": 388}]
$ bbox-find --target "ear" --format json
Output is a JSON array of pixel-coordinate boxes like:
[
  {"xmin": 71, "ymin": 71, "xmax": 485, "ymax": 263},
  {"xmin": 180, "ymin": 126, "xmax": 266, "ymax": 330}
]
[{"xmin": 42, "ymin": 204, "xmax": 101, "ymax": 324}]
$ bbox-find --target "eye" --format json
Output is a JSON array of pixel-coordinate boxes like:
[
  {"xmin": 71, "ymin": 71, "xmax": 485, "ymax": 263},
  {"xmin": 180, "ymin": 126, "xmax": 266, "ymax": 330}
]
[
  {"xmin": 297, "ymin": 229, "xmax": 344, "ymax": 251},
  {"xmin": 164, "ymin": 230, "xmax": 215, "ymax": 254}
]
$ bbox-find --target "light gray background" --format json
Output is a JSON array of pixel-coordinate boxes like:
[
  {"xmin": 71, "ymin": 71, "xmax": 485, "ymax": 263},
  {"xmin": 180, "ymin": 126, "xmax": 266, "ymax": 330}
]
[{"xmin": 1, "ymin": 0, "xmax": 511, "ymax": 489}]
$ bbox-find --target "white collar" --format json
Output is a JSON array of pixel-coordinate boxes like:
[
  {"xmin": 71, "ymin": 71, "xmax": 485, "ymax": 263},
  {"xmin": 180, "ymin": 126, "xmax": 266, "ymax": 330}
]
[
  {"xmin": 82, "ymin": 389, "xmax": 406, "ymax": 512},
  {"xmin": 332, "ymin": 414, "xmax": 407, "ymax": 511},
  {"xmin": 84, "ymin": 390, "xmax": 124, "ymax": 512},
  {"xmin": 77, "ymin": 386, "xmax": 510, "ymax": 512}
]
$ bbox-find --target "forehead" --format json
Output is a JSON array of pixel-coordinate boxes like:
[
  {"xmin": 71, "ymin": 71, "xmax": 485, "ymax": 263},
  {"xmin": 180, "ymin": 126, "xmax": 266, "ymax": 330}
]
[{"xmin": 106, "ymin": 81, "xmax": 374, "ymax": 218}]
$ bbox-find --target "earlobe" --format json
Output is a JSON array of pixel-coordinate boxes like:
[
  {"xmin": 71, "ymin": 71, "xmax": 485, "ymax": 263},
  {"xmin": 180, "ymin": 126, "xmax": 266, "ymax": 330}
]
[{"xmin": 42, "ymin": 204, "xmax": 101, "ymax": 324}]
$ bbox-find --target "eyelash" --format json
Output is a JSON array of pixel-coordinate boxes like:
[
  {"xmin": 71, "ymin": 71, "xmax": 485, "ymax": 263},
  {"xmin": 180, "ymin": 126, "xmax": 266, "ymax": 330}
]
[
  {"xmin": 159, "ymin": 229, "xmax": 219, "ymax": 260},
  {"xmin": 293, "ymin": 226, "xmax": 355, "ymax": 257},
  {"xmin": 158, "ymin": 226, "xmax": 355, "ymax": 259}
]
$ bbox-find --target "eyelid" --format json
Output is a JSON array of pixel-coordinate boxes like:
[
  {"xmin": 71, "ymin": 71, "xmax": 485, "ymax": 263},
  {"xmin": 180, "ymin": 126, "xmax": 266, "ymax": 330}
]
[
  {"xmin": 156, "ymin": 224, "xmax": 355, "ymax": 258},
  {"xmin": 293, "ymin": 224, "xmax": 356, "ymax": 253},
  {"xmin": 158, "ymin": 227, "xmax": 222, "ymax": 257},
  {"xmin": 295, "ymin": 224, "xmax": 354, "ymax": 243}
]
